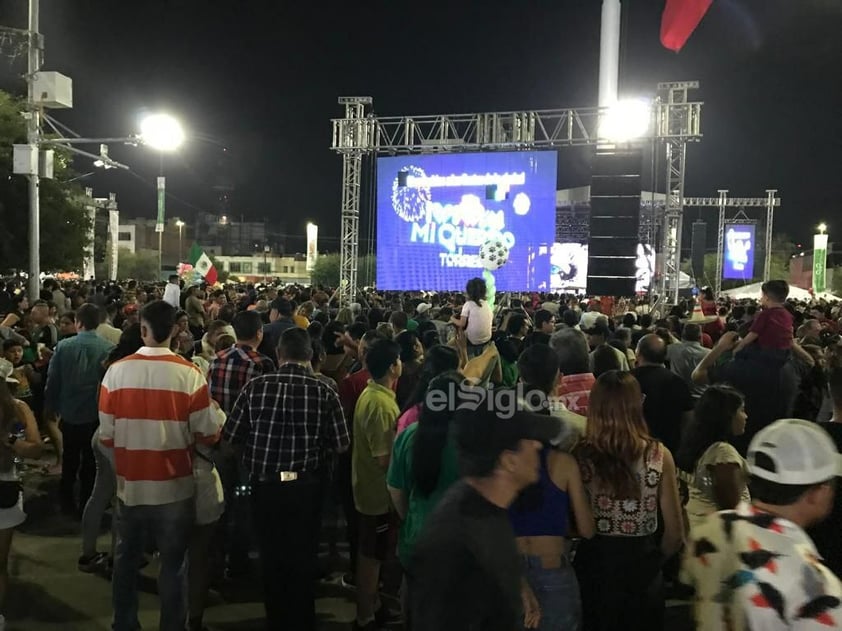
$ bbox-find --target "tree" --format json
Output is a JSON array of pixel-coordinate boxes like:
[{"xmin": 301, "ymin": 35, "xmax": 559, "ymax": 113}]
[
  {"xmin": 831, "ymin": 268, "xmax": 842, "ymax": 296},
  {"xmin": 0, "ymin": 90, "xmax": 91, "ymax": 273},
  {"xmin": 311, "ymin": 253, "xmax": 340, "ymax": 287},
  {"xmin": 115, "ymin": 248, "xmax": 158, "ymax": 281},
  {"xmin": 311, "ymin": 253, "xmax": 376, "ymax": 289},
  {"xmin": 682, "ymin": 233, "xmax": 797, "ymax": 291}
]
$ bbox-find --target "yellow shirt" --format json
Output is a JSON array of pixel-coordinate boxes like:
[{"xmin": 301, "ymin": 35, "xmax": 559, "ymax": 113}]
[
  {"xmin": 352, "ymin": 380, "xmax": 399, "ymax": 515},
  {"xmin": 293, "ymin": 315, "xmax": 309, "ymax": 329}
]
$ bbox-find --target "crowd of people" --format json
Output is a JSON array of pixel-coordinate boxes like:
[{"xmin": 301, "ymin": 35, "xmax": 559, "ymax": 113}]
[{"xmin": 0, "ymin": 274, "xmax": 841, "ymax": 630}]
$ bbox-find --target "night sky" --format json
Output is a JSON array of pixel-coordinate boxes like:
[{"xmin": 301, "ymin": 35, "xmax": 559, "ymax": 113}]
[{"xmin": 1, "ymin": 0, "xmax": 841, "ymax": 253}]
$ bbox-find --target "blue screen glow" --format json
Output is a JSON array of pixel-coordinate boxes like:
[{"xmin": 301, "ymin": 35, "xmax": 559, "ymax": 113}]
[
  {"xmin": 375, "ymin": 151, "xmax": 557, "ymax": 291},
  {"xmin": 723, "ymin": 223, "xmax": 755, "ymax": 280}
]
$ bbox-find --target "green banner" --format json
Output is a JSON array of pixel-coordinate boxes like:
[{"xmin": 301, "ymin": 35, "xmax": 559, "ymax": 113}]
[
  {"xmin": 813, "ymin": 234, "xmax": 828, "ymax": 293},
  {"xmin": 156, "ymin": 176, "xmax": 166, "ymax": 232}
]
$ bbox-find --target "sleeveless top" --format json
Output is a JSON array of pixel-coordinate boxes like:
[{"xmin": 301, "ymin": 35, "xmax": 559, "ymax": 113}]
[
  {"xmin": 681, "ymin": 441, "xmax": 750, "ymax": 529},
  {"xmin": 509, "ymin": 448, "xmax": 571, "ymax": 538},
  {"xmin": 578, "ymin": 442, "xmax": 664, "ymax": 537}
]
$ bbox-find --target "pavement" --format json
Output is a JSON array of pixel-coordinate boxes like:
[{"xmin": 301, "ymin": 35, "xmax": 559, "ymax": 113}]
[
  {"xmin": 7, "ymin": 457, "xmax": 360, "ymax": 631},
  {"xmin": 7, "ymin": 455, "xmax": 693, "ymax": 630}
]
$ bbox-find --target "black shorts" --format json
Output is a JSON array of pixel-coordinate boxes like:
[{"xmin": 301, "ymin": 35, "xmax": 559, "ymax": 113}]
[{"xmin": 358, "ymin": 512, "xmax": 397, "ymax": 561}]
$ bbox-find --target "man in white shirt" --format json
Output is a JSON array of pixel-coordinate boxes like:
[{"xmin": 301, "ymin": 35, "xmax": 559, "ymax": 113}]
[{"xmin": 162, "ymin": 275, "xmax": 181, "ymax": 309}]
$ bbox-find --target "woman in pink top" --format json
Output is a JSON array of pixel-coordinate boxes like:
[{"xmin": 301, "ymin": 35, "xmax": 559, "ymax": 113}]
[{"xmin": 396, "ymin": 345, "xmax": 460, "ymax": 435}]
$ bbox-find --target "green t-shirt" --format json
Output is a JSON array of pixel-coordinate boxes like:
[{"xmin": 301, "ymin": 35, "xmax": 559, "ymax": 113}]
[
  {"xmin": 352, "ymin": 381, "xmax": 400, "ymax": 516},
  {"xmin": 500, "ymin": 359, "xmax": 518, "ymax": 389},
  {"xmin": 386, "ymin": 421, "xmax": 460, "ymax": 566}
]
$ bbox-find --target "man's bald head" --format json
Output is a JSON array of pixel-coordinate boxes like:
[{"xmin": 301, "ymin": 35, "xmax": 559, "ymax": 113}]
[{"xmin": 636, "ymin": 333, "xmax": 667, "ymax": 366}]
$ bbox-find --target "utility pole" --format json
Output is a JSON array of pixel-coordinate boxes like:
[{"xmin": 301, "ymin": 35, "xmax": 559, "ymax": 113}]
[
  {"xmin": 598, "ymin": 0, "xmax": 621, "ymax": 109},
  {"xmin": 26, "ymin": 0, "xmax": 41, "ymax": 299}
]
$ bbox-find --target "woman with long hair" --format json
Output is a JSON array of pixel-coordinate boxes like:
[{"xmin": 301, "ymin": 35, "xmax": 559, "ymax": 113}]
[
  {"xmin": 676, "ymin": 385, "xmax": 749, "ymax": 529},
  {"xmin": 573, "ymin": 371, "xmax": 684, "ymax": 631},
  {"xmin": 395, "ymin": 331, "xmax": 425, "ymax": 409},
  {"xmin": 0, "ymin": 360, "xmax": 43, "ymax": 629},
  {"xmin": 396, "ymin": 346, "xmax": 460, "ymax": 435},
  {"xmin": 387, "ymin": 371, "xmax": 464, "ymax": 624},
  {"xmin": 0, "ymin": 294, "xmax": 28, "ymax": 330},
  {"xmin": 450, "ymin": 277, "xmax": 493, "ymax": 358},
  {"xmin": 510, "ymin": 421, "xmax": 595, "ymax": 630}
]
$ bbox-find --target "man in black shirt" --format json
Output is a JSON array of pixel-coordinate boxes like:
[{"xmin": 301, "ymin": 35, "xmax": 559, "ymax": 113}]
[
  {"xmin": 410, "ymin": 402, "xmax": 562, "ymax": 630},
  {"xmin": 630, "ymin": 334, "xmax": 694, "ymax": 454}
]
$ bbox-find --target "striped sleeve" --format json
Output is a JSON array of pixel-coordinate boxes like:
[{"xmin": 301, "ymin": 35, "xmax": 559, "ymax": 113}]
[{"xmin": 187, "ymin": 371, "xmax": 223, "ymax": 445}]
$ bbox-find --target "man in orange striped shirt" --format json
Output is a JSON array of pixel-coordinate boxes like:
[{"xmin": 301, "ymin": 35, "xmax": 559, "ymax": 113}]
[{"xmin": 99, "ymin": 300, "xmax": 223, "ymax": 631}]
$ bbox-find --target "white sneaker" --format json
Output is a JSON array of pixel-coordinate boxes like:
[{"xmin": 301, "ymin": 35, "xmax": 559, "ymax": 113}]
[{"xmin": 0, "ymin": 613, "xmax": 7, "ymax": 630}]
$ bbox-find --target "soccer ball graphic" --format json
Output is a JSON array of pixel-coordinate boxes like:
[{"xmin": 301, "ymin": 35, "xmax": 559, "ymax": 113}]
[{"xmin": 479, "ymin": 239, "xmax": 510, "ymax": 271}]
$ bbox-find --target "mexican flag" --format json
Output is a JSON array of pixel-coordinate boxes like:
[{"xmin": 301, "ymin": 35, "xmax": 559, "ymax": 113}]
[
  {"xmin": 661, "ymin": 0, "xmax": 713, "ymax": 52},
  {"xmin": 188, "ymin": 243, "xmax": 218, "ymax": 285}
]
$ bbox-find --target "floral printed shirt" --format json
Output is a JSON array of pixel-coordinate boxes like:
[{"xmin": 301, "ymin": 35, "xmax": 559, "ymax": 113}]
[
  {"xmin": 683, "ymin": 503, "xmax": 842, "ymax": 630},
  {"xmin": 579, "ymin": 442, "xmax": 664, "ymax": 536}
]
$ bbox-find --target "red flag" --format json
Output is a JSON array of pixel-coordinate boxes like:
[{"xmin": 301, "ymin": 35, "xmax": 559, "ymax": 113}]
[{"xmin": 661, "ymin": 0, "xmax": 713, "ymax": 52}]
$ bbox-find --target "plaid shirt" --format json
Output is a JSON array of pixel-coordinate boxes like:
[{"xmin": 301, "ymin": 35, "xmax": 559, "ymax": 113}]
[
  {"xmin": 224, "ymin": 362, "xmax": 350, "ymax": 477},
  {"xmin": 208, "ymin": 344, "xmax": 275, "ymax": 414}
]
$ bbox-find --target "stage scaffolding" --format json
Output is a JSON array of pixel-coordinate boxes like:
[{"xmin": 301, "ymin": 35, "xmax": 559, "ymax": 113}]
[{"xmin": 331, "ymin": 83, "xmax": 704, "ymax": 306}]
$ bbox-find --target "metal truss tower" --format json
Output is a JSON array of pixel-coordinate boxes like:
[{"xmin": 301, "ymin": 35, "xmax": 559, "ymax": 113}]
[
  {"xmin": 333, "ymin": 97, "xmax": 371, "ymax": 306},
  {"xmin": 331, "ymin": 86, "xmax": 703, "ymax": 303},
  {"xmin": 655, "ymin": 82, "xmax": 701, "ymax": 304},
  {"xmin": 682, "ymin": 190, "xmax": 781, "ymax": 296}
]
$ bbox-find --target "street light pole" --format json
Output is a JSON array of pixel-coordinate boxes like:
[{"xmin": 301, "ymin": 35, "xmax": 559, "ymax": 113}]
[
  {"xmin": 263, "ymin": 245, "xmax": 270, "ymax": 283},
  {"xmin": 26, "ymin": 0, "xmax": 41, "ymax": 299},
  {"xmin": 176, "ymin": 220, "xmax": 185, "ymax": 263},
  {"xmin": 156, "ymin": 174, "xmax": 165, "ymax": 280}
]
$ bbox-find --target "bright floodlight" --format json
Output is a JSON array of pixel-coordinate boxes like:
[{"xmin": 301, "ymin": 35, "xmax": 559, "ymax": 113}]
[
  {"xmin": 600, "ymin": 99, "xmax": 652, "ymax": 143},
  {"xmin": 140, "ymin": 114, "xmax": 185, "ymax": 151},
  {"xmin": 818, "ymin": 222, "xmax": 828, "ymax": 234}
]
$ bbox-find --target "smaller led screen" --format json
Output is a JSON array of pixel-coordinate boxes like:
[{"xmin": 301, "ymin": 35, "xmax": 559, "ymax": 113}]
[{"xmin": 723, "ymin": 224, "xmax": 755, "ymax": 280}]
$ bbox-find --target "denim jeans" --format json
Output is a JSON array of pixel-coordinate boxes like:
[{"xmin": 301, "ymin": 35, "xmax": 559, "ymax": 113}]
[
  {"xmin": 112, "ymin": 498, "xmax": 193, "ymax": 631},
  {"xmin": 81, "ymin": 434, "xmax": 115, "ymax": 558},
  {"xmin": 521, "ymin": 556, "xmax": 582, "ymax": 631}
]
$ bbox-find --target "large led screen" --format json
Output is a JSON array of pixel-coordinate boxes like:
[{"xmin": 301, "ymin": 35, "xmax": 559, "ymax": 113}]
[
  {"xmin": 723, "ymin": 224, "xmax": 755, "ymax": 280},
  {"xmin": 376, "ymin": 151, "xmax": 557, "ymax": 291},
  {"xmin": 550, "ymin": 242, "xmax": 655, "ymax": 293}
]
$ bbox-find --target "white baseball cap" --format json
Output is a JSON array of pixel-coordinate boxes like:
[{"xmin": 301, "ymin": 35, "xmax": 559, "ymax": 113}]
[
  {"xmin": 416, "ymin": 303, "xmax": 432, "ymax": 315},
  {"xmin": 0, "ymin": 359, "xmax": 18, "ymax": 384},
  {"xmin": 747, "ymin": 419, "xmax": 842, "ymax": 485}
]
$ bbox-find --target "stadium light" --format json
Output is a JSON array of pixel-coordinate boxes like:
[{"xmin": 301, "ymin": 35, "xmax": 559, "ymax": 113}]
[
  {"xmin": 600, "ymin": 98, "xmax": 652, "ymax": 143},
  {"xmin": 139, "ymin": 114, "xmax": 185, "ymax": 152}
]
